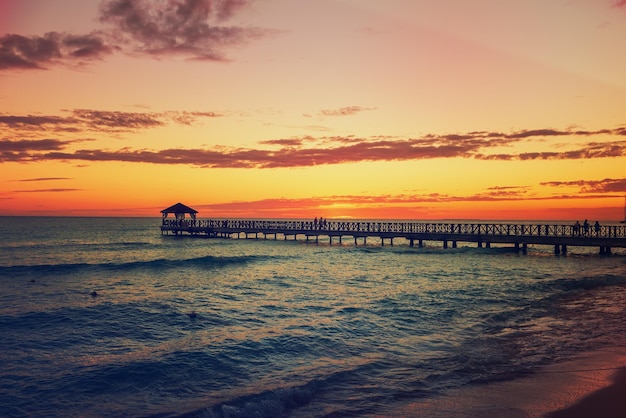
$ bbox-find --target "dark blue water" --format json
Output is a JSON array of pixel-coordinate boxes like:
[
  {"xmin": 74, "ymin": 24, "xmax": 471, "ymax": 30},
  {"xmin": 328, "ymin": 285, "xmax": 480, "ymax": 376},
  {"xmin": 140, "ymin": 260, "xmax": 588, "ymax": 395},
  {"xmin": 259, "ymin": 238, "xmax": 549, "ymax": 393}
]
[{"xmin": 0, "ymin": 217, "xmax": 625, "ymax": 417}]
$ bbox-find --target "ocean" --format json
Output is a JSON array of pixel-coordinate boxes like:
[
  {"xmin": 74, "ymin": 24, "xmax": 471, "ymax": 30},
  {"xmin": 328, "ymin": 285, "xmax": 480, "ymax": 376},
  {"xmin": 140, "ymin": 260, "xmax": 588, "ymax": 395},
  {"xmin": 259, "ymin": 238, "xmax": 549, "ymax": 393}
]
[{"xmin": 0, "ymin": 216, "xmax": 625, "ymax": 417}]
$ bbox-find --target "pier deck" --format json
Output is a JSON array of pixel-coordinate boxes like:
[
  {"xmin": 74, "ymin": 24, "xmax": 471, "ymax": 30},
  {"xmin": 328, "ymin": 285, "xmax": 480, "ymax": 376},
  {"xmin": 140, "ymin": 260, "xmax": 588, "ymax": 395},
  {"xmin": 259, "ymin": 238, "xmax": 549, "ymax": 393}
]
[{"xmin": 161, "ymin": 219, "xmax": 626, "ymax": 254}]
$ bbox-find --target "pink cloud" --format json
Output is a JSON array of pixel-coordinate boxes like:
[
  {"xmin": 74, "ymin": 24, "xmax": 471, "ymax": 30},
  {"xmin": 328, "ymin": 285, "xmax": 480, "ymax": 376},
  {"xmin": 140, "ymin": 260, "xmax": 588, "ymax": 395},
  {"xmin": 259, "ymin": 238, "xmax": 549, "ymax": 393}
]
[
  {"xmin": 319, "ymin": 106, "xmax": 376, "ymax": 117},
  {"xmin": 0, "ymin": 0, "xmax": 273, "ymax": 71}
]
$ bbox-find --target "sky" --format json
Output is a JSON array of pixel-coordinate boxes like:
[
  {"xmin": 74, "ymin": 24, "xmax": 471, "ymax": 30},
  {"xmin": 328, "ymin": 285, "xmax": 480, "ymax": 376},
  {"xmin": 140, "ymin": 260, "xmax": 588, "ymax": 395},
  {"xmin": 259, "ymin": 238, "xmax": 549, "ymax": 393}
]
[{"xmin": 1, "ymin": 0, "xmax": 625, "ymax": 220}]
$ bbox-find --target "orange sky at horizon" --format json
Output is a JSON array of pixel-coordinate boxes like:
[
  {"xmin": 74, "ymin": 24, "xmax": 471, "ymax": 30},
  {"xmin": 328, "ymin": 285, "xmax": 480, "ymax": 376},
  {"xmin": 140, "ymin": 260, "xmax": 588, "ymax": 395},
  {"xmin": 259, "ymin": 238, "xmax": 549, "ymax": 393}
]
[{"xmin": 1, "ymin": 0, "xmax": 625, "ymax": 221}]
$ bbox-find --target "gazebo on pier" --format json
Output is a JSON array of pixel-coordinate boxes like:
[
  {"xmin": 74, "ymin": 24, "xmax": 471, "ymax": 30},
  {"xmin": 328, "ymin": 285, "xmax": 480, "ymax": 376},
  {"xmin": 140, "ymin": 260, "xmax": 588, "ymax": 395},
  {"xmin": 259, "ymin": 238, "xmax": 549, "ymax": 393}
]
[{"xmin": 161, "ymin": 202, "xmax": 198, "ymax": 225}]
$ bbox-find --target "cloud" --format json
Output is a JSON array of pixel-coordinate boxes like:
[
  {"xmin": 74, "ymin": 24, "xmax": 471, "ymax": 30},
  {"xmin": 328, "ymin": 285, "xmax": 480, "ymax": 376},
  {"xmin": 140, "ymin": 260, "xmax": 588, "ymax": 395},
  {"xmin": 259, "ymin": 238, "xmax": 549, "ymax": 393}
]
[
  {"xmin": 214, "ymin": 0, "xmax": 250, "ymax": 20},
  {"xmin": 0, "ymin": 115, "xmax": 74, "ymax": 128},
  {"xmin": 13, "ymin": 188, "xmax": 82, "ymax": 193},
  {"xmin": 540, "ymin": 178, "xmax": 626, "ymax": 193},
  {"xmin": 194, "ymin": 186, "xmax": 624, "ymax": 217},
  {"xmin": 2, "ymin": 121, "xmax": 625, "ymax": 167},
  {"xmin": 71, "ymin": 109, "xmax": 164, "ymax": 129},
  {"xmin": 506, "ymin": 128, "xmax": 570, "ymax": 139},
  {"xmin": 98, "ymin": 0, "xmax": 270, "ymax": 60},
  {"xmin": 484, "ymin": 185, "xmax": 531, "ymax": 198},
  {"xmin": 0, "ymin": 109, "xmax": 223, "ymax": 133},
  {"xmin": 0, "ymin": 139, "xmax": 71, "ymax": 163},
  {"xmin": 0, "ymin": 32, "xmax": 113, "ymax": 70},
  {"xmin": 0, "ymin": 139, "xmax": 69, "ymax": 152},
  {"xmin": 0, "ymin": 0, "xmax": 273, "ymax": 71},
  {"xmin": 476, "ymin": 140, "xmax": 626, "ymax": 161},
  {"xmin": 12, "ymin": 177, "xmax": 72, "ymax": 182},
  {"xmin": 319, "ymin": 106, "xmax": 376, "ymax": 117},
  {"xmin": 195, "ymin": 195, "xmax": 429, "ymax": 217},
  {"xmin": 166, "ymin": 111, "xmax": 224, "ymax": 125},
  {"xmin": 259, "ymin": 136, "xmax": 317, "ymax": 147},
  {"xmin": 260, "ymin": 138, "xmax": 306, "ymax": 147}
]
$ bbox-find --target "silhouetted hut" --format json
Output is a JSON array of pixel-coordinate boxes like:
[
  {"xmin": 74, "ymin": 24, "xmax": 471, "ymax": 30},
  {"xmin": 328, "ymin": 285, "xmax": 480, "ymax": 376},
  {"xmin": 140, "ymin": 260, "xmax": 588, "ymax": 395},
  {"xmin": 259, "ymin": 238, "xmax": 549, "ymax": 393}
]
[{"xmin": 161, "ymin": 202, "xmax": 198, "ymax": 225}]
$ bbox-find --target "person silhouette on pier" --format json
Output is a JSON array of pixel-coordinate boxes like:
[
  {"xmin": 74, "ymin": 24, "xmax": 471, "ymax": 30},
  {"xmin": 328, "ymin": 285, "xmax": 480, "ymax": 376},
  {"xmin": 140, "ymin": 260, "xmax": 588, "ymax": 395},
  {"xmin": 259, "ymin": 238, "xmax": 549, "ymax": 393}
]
[
  {"xmin": 583, "ymin": 219, "xmax": 589, "ymax": 236},
  {"xmin": 573, "ymin": 221, "xmax": 581, "ymax": 236},
  {"xmin": 594, "ymin": 221, "xmax": 600, "ymax": 236}
]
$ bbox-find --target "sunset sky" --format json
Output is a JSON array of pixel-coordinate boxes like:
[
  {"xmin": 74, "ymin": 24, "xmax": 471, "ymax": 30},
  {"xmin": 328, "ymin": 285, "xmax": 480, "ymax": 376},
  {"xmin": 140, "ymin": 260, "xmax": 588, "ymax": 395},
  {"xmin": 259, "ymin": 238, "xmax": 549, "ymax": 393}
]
[{"xmin": 1, "ymin": 0, "xmax": 625, "ymax": 220}]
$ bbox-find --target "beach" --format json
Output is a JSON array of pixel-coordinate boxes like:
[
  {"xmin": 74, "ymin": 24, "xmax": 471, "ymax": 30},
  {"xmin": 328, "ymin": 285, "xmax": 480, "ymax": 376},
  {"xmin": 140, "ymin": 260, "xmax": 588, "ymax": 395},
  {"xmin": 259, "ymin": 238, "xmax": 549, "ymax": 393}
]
[
  {"xmin": 545, "ymin": 351, "xmax": 626, "ymax": 418},
  {"xmin": 390, "ymin": 348, "xmax": 626, "ymax": 417}
]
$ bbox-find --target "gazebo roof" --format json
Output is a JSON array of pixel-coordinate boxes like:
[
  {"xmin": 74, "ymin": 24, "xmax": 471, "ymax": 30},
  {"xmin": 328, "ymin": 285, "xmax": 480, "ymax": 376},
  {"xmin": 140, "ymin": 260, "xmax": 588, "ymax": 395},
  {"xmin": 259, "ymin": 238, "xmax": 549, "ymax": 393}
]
[{"xmin": 161, "ymin": 202, "xmax": 198, "ymax": 215}]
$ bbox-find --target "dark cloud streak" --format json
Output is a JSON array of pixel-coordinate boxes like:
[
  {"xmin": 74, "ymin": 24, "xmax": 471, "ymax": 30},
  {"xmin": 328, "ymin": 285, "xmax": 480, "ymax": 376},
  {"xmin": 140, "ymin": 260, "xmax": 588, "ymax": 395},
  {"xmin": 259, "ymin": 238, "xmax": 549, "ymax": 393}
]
[
  {"xmin": 0, "ymin": 109, "xmax": 223, "ymax": 133},
  {"xmin": 477, "ymin": 140, "xmax": 626, "ymax": 161},
  {"xmin": 71, "ymin": 109, "xmax": 163, "ymax": 129},
  {"xmin": 541, "ymin": 178, "xmax": 626, "ymax": 193},
  {"xmin": 13, "ymin": 188, "xmax": 82, "ymax": 193},
  {"xmin": 2, "ymin": 122, "xmax": 625, "ymax": 167},
  {"xmin": 0, "ymin": 139, "xmax": 68, "ymax": 152},
  {"xmin": 0, "ymin": 115, "xmax": 75, "ymax": 127},
  {"xmin": 13, "ymin": 177, "xmax": 72, "ymax": 182},
  {"xmin": 0, "ymin": 32, "xmax": 113, "ymax": 70}
]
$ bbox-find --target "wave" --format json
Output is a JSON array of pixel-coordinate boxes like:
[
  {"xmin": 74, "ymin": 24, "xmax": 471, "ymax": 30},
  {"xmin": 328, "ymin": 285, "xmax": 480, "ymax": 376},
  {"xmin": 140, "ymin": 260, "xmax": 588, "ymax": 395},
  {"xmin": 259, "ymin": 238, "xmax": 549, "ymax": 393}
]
[
  {"xmin": 539, "ymin": 272, "xmax": 626, "ymax": 293},
  {"xmin": 0, "ymin": 240, "xmax": 156, "ymax": 252},
  {"xmin": 180, "ymin": 362, "xmax": 392, "ymax": 418},
  {"xmin": 482, "ymin": 272, "xmax": 626, "ymax": 329},
  {"xmin": 179, "ymin": 354, "xmax": 440, "ymax": 418},
  {"xmin": 180, "ymin": 379, "xmax": 321, "ymax": 418},
  {"xmin": 0, "ymin": 254, "xmax": 272, "ymax": 278}
]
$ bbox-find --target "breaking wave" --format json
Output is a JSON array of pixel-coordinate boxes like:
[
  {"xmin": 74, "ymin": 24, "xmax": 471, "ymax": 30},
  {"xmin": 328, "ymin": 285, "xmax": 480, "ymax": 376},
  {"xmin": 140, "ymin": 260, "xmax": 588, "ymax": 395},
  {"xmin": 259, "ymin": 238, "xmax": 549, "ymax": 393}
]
[{"xmin": 0, "ymin": 254, "xmax": 273, "ymax": 278}]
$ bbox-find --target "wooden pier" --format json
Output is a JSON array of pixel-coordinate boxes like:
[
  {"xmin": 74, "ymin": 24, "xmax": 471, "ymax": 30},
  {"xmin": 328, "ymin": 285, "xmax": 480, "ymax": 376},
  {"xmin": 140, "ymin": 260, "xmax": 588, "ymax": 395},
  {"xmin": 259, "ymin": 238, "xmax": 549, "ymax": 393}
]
[{"xmin": 161, "ymin": 218, "xmax": 626, "ymax": 255}]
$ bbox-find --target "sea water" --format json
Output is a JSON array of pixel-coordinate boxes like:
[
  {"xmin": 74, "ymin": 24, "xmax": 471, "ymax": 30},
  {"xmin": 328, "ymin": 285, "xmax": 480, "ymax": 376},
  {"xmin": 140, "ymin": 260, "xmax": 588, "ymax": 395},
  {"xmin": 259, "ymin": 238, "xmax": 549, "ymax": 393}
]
[{"xmin": 0, "ymin": 217, "xmax": 625, "ymax": 417}]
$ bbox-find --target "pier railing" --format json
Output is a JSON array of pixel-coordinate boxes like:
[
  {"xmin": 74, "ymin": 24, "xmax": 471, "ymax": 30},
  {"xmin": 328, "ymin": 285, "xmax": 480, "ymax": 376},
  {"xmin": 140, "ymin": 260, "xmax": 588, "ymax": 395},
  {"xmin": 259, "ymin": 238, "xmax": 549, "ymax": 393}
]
[{"xmin": 162, "ymin": 219, "xmax": 626, "ymax": 239}]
